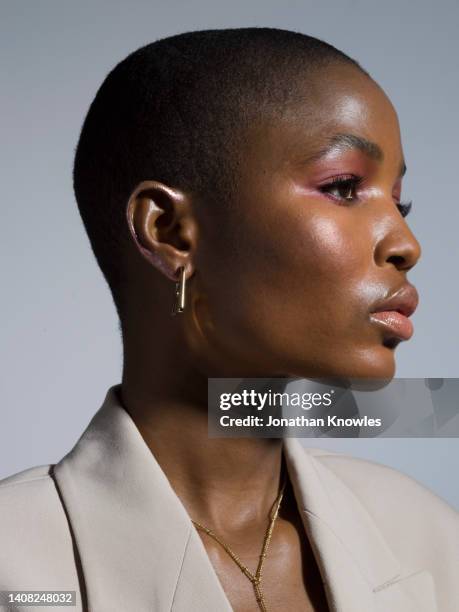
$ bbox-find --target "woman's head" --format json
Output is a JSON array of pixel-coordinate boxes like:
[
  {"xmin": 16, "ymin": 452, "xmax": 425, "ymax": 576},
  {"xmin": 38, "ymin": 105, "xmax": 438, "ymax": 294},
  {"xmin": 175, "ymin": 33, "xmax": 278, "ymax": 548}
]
[{"xmin": 74, "ymin": 28, "xmax": 421, "ymax": 381}]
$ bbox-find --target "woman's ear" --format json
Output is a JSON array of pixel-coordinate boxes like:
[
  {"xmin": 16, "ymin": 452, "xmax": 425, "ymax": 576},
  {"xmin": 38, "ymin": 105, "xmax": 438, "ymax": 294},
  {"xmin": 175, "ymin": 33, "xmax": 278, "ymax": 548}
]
[{"xmin": 125, "ymin": 180, "xmax": 197, "ymax": 281}]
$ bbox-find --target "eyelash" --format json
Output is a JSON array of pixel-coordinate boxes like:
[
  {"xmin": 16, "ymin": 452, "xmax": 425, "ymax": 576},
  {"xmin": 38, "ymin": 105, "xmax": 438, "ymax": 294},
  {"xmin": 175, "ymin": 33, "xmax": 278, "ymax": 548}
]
[{"xmin": 319, "ymin": 175, "xmax": 413, "ymax": 218}]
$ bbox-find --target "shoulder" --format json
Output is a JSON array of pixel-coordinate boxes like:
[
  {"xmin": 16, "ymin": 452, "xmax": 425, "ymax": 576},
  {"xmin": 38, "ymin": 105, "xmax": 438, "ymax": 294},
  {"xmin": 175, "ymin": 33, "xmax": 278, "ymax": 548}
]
[
  {"xmin": 0, "ymin": 464, "xmax": 59, "ymax": 507},
  {"xmin": 0, "ymin": 463, "xmax": 68, "ymax": 530},
  {"xmin": 0, "ymin": 463, "xmax": 53, "ymax": 487},
  {"xmin": 307, "ymin": 446, "xmax": 457, "ymax": 518},
  {"xmin": 0, "ymin": 464, "xmax": 61, "ymax": 510},
  {"xmin": 303, "ymin": 446, "xmax": 459, "ymax": 567},
  {"xmin": 0, "ymin": 465, "xmax": 79, "ymax": 590}
]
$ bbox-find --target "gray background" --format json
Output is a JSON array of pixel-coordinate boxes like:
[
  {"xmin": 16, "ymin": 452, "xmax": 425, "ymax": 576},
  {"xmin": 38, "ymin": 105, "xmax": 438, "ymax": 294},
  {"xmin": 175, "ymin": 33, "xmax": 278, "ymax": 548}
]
[{"xmin": 1, "ymin": 0, "xmax": 458, "ymax": 507}]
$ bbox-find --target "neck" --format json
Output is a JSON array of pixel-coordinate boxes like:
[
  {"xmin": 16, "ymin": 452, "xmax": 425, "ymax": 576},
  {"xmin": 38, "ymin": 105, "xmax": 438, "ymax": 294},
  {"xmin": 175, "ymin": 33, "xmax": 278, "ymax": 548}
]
[{"xmin": 120, "ymin": 355, "xmax": 284, "ymax": 531}]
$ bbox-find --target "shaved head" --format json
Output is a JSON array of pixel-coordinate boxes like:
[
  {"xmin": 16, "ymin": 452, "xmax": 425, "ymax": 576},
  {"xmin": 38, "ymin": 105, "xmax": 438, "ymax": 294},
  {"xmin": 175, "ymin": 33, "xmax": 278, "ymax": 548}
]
[{"xmin": 73, "ymin": 27, "xmax": 368, "ymax": 319}]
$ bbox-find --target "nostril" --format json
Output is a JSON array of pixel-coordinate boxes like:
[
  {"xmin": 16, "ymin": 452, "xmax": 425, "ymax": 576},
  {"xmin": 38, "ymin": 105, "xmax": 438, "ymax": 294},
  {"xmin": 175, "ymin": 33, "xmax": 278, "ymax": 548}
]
[{"xmin": 387, "ymin": 255, "xmax": 405, "ymax": 267}]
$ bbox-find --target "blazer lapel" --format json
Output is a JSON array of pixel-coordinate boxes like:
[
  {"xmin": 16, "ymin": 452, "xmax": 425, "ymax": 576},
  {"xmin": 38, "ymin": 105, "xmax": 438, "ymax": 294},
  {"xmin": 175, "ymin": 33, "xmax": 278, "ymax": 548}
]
[
  {"xmin": 53, "ymin": 385, "xmax": 232, "ymax": 612},
  {"xmin": 53, "ymin": 385, "xmax": 436, "ymax": 612},
  {"xmin": 283, "ymin": 438, "xmax": 438, "ymax": 612}
]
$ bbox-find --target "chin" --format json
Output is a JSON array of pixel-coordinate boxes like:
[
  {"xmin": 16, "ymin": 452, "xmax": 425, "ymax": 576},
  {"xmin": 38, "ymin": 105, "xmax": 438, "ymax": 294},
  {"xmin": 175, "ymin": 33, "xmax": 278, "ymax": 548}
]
[
  {"xmin": 361, "ymin": 344, "xmax": 398, "ymax": 380},
  {"xmin": 290, "ymin": 344, "xmax": 397, "ymax": 382}
]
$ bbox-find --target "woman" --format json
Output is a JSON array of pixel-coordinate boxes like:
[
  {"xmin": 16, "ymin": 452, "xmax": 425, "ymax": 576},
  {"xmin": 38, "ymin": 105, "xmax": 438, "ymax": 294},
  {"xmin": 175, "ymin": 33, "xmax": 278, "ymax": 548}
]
[{"xmin": 0, "ymin": 28, "xmax": 457, "ymax": 612}]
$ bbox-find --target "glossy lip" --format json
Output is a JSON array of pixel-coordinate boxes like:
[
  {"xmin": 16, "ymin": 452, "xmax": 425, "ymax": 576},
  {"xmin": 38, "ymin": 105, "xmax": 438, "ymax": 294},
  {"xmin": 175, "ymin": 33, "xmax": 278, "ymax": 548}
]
[{"xmin": 369, "ymin": 283, "xmax": 419, "ymax": 341}]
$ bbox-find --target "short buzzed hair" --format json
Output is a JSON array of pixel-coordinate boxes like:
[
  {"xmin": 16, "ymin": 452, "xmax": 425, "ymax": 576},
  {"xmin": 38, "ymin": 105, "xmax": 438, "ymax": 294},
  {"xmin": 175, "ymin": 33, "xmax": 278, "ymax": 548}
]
[{"xmin": 73, "ymin": 27, "xmax": 367, "ymax": 319}]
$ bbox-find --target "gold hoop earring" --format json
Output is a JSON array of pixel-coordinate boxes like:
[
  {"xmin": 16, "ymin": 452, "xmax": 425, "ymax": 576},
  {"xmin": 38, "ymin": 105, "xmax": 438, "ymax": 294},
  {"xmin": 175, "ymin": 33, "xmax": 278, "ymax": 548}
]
[{"xmin": 171, "ymin": 266, "xmax": 186, "ymax": 315}]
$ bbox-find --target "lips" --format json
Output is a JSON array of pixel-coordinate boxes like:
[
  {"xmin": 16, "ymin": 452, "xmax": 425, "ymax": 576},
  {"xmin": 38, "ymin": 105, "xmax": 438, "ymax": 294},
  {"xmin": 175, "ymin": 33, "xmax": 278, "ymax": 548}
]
[{"xmin": 369, "ymin": 284, "xmax": 419, "ymax": 341}]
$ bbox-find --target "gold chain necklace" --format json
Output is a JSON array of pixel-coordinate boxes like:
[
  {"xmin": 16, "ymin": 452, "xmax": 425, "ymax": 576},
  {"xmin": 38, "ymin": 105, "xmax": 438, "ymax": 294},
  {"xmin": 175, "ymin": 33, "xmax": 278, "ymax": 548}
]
[{"xmin": 191, "ymin": 479, "xmax": 286, "ymax": 612}]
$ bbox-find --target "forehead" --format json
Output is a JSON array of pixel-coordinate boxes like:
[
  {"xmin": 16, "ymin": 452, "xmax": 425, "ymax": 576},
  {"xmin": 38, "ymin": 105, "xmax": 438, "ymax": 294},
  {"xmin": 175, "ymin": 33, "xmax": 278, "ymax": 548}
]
[{"xmin": 243, "ymin": 64, "xmax": 403, "ymax": 172}]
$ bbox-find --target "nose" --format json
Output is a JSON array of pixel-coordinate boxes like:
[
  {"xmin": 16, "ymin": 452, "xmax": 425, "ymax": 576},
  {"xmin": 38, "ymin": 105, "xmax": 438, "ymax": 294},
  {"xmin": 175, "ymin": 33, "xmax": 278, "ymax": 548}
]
[{"xmin": 373, "ymin": 211, "xmax": 422, "ymax": 272}]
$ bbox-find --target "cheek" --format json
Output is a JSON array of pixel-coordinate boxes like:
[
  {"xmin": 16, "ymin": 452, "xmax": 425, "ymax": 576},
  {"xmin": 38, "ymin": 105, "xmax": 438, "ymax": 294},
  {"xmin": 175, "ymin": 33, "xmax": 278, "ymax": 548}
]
[
  {"xmin": 297, "ymin": 215, "xmax": 364, "ymax": 277},
  {"xmin": 279, "ymin": 214, "xmax": 371, "ymax": 337},
  {"xmin": 261, "ymin": 206, "xmax": 371, "ymax": 302},
  {"xmin": 208, "ymin": 204, "xmax": 370, "ymax": 342}
]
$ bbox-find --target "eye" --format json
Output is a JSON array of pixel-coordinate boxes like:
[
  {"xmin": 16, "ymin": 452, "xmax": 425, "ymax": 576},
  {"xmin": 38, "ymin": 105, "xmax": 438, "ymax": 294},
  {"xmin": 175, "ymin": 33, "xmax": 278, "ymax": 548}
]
[
  {"xmin": 396, "ymin": 200, "xmax": 413, "ymax": 218},
  {"xmin": 319, "ymin": 175, "xmax": 363, "ymax": 202},
  {"xmin": 319, "ymin": 175, "xmax": 413, "ymax": 217}
]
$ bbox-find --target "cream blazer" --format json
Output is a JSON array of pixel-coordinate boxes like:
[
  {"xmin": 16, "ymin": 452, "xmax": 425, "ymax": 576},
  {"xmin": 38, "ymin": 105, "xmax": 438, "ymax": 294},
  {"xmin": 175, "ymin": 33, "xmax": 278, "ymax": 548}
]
[{"xmin": 0, "ymin": 385, "xmax": 458, "ymax": 612}]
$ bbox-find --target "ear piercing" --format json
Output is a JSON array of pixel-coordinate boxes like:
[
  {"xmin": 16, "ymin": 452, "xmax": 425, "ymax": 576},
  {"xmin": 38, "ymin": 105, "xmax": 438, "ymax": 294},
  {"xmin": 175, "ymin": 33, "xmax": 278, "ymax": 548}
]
[{"xmin": 171, "ymin": 266, "xmax": 186, "ymax": 315}]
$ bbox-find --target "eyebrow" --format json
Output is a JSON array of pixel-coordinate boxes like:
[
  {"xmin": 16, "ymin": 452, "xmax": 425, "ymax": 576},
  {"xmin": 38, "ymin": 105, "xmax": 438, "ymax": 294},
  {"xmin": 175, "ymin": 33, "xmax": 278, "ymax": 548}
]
[{"xmin": 305, "ymin": 132, "xmax": 407, "ymax": 178}]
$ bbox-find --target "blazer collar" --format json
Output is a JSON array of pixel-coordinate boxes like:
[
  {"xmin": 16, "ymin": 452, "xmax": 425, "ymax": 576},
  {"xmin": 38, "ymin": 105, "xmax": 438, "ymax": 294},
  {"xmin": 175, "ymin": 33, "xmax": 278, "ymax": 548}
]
[{"xmin": 53, "ymin": 385, "xmax": 436, "ymax": 612}]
